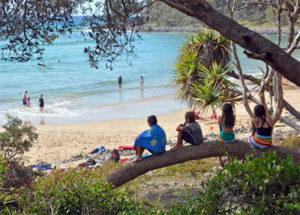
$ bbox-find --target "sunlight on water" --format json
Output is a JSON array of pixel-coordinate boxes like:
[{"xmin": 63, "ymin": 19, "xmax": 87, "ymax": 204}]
[{"xmin": 0, "ymin": 32, "xmax": 298, "ymax": 125}]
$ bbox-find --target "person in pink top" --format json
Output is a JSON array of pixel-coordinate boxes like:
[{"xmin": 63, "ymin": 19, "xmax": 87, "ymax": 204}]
[
  {"xmin": 26, "ymin": 97, "xmax": 31, "ymax": 107},
  {"xmin": 140, "ymin": 76, "xmax": 144, "ymax": 87}
]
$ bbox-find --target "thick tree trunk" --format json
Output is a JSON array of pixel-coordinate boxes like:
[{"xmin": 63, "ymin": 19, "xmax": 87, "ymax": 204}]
[
  {"xmin": 106, "ymin": 141, "xmax": 300, "ymax": 188},
  {"xmin": 160, "ymin": 0, "xmax": 300, "ymax": 86}
]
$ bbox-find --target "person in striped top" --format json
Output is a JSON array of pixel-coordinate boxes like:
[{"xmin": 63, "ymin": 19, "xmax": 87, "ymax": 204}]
[{"xmin": 249, "ymin": 105, "xmax": 273, "ymax": 149}]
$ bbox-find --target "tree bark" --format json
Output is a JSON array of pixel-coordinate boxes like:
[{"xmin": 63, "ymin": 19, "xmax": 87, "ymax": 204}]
[
  {"xmin": 286, "ymin": 0, "xmax": 300, "ymax": 47},
  {"xmin": 272, "ymin": 72, "xmax": 284, "ymax": 123},
  {"xmin": 279, "ymin": 116, "xmax": 300, "ymax": 131},
  {"xmin": 106, "ymin": 141, "xmax": 300, "ymax": 188},
  {"xmin": 227, "ymin": 71, "xmax": 300, "ymax": 121},
  {"xmin": 159, "ymin": 0, "xmax": 300, "ymax": 86},
  {"xmin": 227, "ymin": 0, "xmax": 254, "ymax": 118},
  {"xmin": 283, "ymin": 99, "xmax": 300, "ymax": 120}
]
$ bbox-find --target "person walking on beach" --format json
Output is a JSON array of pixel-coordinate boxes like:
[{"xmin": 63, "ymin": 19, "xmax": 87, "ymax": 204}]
[
  {"xmin": 118, "ymin": 75, "xmax": 122, "ymax": 86},
  {"xmin": 171, "ymin": 111, "xmax": 203, "ymax": 151},
  {"xmin": 22, "ymin": 91, "xmax": 27, "ymax": 107},
  {"xmin": 39, "ymin": 94, "xmax": 44, "ymax": 112},
  {"xmin": 140, "ymin": 76, "xmax": 144, "ymax": 87},
  {"xmin": 133, "ymin": 115, "xmax": 166, "ymax": 162}
]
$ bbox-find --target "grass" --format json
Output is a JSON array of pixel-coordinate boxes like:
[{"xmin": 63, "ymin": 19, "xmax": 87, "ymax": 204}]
[
  {"xmin": 281, "ymin": 134, "xmax": 300, "ymax": 149},
  {"xmin": 153, "ymin": 158, "xmax": 218, "ymax": 179}
]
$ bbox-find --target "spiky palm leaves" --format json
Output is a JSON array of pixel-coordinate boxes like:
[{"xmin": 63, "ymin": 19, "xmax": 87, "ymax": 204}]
[
  {"xmin": 190, "ymin": 63, "xmax": 238, "ymax": 111},
  {"xmin": 174, "ymin": 29, "xmax": 237, "ymax": 111},
  {"xmin": 195, "ymin": 29, "xmax": 231, "ymax": 68}
]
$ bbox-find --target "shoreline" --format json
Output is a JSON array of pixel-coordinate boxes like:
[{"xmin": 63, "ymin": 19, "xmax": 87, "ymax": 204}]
[
  {"xmin": 2, "ymin": 92, "xmax": 186, "ymax": 126},
  {"xmin": 22, "ymin": 88, "xmax": 299, "ymax": 168},
  {"xmin": 140, "ymin": 25, "xmax": 299, "ymax": 35}
]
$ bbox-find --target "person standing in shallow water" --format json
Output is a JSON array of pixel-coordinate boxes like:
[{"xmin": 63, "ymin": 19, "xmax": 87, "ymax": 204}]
[
  {"xmin": 118, "ymin": 75, "xmax": 122, "ymax": 86},
  {"xmin": 22, "ymin": 91, "xmax": 27, "ymax": 107},
  {"xmin": 140, "ymin": 76, "xmax": 144, "ymax": 87},
  {"xmin": 26, "ymin": 97, "xmax": 31, "ymax": 107},
  {"xmin": 39, "ymin": 94, "xmax": 44, "ymax": 112}
]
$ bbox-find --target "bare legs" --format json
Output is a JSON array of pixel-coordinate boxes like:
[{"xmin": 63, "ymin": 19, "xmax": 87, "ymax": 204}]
[
  {"xmin": 132, "ymin": 146, "xmax": 144, "ymax": 162},
  {"xmin": 170, "ymin": 130, "xmax": 183, "ymax": 151}
]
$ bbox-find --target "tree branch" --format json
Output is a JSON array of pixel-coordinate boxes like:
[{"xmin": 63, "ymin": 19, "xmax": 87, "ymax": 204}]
[
  {"xmin": 159, "ymin": 0, "xmax": 300, "ymax": 86},
  {"xmin": 227, "ymin": 0, "xmax": 254, "ymax": 118},
  {"xmin": 106, "ymin": 140, "xmax": 300, "ymax": 188},
  {"xmin": 227, "ymin": 71, "xmax": 300, "ymax": 121},
  {"xmin": 287, "ymin": 32, "xmax": 300, "ymax": 54}
]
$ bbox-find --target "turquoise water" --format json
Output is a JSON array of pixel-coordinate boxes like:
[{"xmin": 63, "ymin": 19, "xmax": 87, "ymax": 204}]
[{"xmin": 0, "ymin": 32, "xmax": 299, "ymax": 124}]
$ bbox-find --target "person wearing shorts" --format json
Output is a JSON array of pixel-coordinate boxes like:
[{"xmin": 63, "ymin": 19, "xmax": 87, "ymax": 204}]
[
  {"xmin": 22, "ymin": 91, "xmax": 27, "ymax": 107},
  {"xmin": 171, "ymin": 111, "xmax": 203, "ymax": 150},
  {"xmin": 133, "ymin": 115, "xmax": 166, "ymax": 162}
]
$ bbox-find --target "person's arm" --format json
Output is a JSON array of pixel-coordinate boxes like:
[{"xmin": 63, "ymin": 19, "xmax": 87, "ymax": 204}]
[
  {"xmin": 176, "ymin": 124, "xmax": 184, "ymax": 132},
  {"xmin": 267, "ymin": 117, "xmax": 274, "ymax": 128},
  {"xmin": 233, "ymin": 108, "xmax": 236, "ymax": 125},
  {"xmin": 218, "ymin": 116, "xmax": 222, "ymax": 132},
  {"xmin": 251, "ymin": 119, "xmax": 256, "ymax": 136}
]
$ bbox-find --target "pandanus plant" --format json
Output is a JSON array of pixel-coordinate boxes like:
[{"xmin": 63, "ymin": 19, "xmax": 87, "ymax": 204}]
[{"xmin": 174, "ymin": 29, "xmax": 237, "ymax": 111}]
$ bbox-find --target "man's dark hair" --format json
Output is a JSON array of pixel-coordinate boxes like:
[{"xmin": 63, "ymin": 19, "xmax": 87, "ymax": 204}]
[
  {"xmin": 147, "ymin": 115, "xmax": 157, "ymax": 126},
  {"xmin": 185, "ymin": 111, "xmax": 195, "ymax": 123}
]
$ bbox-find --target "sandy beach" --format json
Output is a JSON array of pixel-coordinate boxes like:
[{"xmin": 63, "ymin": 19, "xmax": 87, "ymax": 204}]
[{"xmin": 23, "ymin": 88, "xmax": 300, "ymax": 167}]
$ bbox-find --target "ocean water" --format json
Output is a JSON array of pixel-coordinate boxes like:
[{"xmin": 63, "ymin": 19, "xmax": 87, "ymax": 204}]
[{"xmin": 0, "ymin": 32, "xmax": 299, "ymax": 125}]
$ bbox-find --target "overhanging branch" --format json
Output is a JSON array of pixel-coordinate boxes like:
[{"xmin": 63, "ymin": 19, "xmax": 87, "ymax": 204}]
[
  {"xmin": 159, "ymin": 0, "xmax": 300, "ymax": 86},
  {"xmin": 106, "ymin": 140, "xmax": 300, "ymax": 188}
]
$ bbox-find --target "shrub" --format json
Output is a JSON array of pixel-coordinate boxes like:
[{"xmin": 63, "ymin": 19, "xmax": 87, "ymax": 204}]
[
  {"xmin": 164, "ymin": 152, "xmax": 300, "ymax": 215},
  {"xmin": 0, "ymin": 114, "xmax": 38, "ymax": 160},
  {"xmin": 0, "ymin": 115, "xmax": 38, "ymax": 213},
  {"xmin": 21, "ymin": 168, "xmax": 144, "ymax": 215}
]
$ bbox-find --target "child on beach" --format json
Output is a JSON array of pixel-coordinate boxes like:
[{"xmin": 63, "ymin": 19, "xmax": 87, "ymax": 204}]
[
  {"xmin": 140, "ymin": 76, "xmax": 144, "ymax": 87},
  {"xmin": 26, "ymin": 97, "xmax": 31, "ymax": 107},
  {"xmin": 217, "ymin": 103, "xmax": 235, "ymax": 167},
  {"xmin": 171, "ymin": 111, "xmax": 203, "ymax": 151},
  {"xmin": 249, "ymin": 104, "xmax": 273, "ymax": 149},
  {"xmin": 133, "ymin": 115, "xmax": 166, "ymax": 162}
]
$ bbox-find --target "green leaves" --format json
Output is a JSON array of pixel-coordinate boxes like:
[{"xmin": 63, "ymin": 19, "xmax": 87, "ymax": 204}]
[
  {"xmin": 174, "ymin": 29, "xmax": 237, "ymax": 111},
  {"xmin": 189, "ymin": 63, "xmax": 238, "ymax": 112},
  {"xmin": 163, "ymin": 152, "xmax": 300, "ymax": 214},
  {"xmin": 22, "ymin": 169, "xmax": 143, "ymax": 215},
  {"xmin": 0, "ymin": 115, "xmax": 38, "ymax": 160}
]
